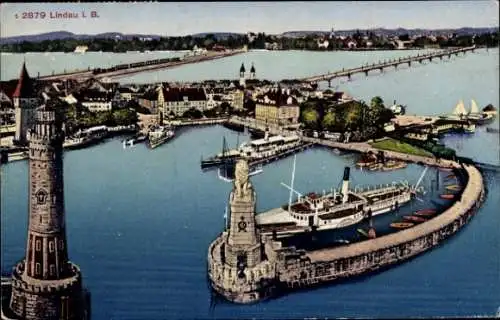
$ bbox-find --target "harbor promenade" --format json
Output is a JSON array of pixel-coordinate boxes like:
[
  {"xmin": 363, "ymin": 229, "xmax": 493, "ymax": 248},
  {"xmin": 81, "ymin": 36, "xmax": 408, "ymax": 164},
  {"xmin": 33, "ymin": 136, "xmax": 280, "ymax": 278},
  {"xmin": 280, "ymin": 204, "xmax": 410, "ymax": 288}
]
[
  {"xmin": 38, "ymin": 49, "xmax": 246, "ymax": 81},
  {"xmin": 300, "ymin": 46, "xmax": 476, "ymax": 85},
  {"xmin": 165, "ymin": 117, "xmax": 229, "ymax": 127}
]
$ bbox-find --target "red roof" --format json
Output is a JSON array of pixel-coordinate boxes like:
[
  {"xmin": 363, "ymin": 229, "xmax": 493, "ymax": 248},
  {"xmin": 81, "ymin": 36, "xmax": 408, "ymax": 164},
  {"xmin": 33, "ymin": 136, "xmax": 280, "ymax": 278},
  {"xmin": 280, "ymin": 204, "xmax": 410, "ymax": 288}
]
[
  {"xmin": 162, "ymin": 87, "xmax": 207, "ymax": 102},
  {"xmin": 0, "ymin": 80, "xmax": 18, "ymax": 101},
  {"xmin": 12, "ymin": 63, "xmax": 35, "ymax": 98}
]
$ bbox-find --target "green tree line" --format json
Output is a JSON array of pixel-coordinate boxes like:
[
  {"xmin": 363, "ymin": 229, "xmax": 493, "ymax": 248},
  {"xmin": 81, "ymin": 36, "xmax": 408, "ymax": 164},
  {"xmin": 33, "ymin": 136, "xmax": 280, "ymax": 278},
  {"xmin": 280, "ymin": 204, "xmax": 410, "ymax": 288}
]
[
  {"xmin": 1, "ymin": 32, "xmax": 497, "ymax": 53},
  {"xmin": 300, "ymin": 96, "xmax": 394, "ymax": 141}
]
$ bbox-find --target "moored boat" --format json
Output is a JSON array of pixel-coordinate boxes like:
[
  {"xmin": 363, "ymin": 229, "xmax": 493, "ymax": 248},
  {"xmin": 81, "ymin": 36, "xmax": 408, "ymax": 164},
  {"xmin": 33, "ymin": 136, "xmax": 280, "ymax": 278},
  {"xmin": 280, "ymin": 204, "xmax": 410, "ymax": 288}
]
[
  {"xmin": 403, "ymin": 215, "xmax": 427, "ymax": 223},
  {"xmin": 440, "ymin": 194, "xmax": 455, "ymax": 200},
  {"xmin": 390, "ymin": 222, "xmax": 414, "ymax": 229},
  {"xmin": 255, "ymin": 158, "xmax": 429, "ymax": 236},
  {"xmin": 414, "ymin": 209, "xmax": 436, "ymax": 217},
  {"xmin": 201, "ymin": 132, "xmax": 302, "ymax": 169},
  {"xmin": 445, "ymin": 184, "xmax": 461, "ymax": 191},
  {"xmin": 63, "ymin": 125, "xmax": 108, "ymax": 150},
  {"xmin": 148, "ymin": 125, "xmax": 175, "ymax": 149},
  {"xmin": 445, "ymin": 173, "xmax": 456, "ymax": 180}
]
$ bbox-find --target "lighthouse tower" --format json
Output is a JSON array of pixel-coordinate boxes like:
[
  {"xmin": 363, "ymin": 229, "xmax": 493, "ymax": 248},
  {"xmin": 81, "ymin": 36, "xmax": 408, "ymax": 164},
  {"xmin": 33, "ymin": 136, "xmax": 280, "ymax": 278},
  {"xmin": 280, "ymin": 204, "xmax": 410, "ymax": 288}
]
[
  {"xmin": 8, "ymin": 100, "xmax": 90, "ymax": 319},
  {"xmin": 239, "ymin": 63, "xmax": 246, "ymax": 87},
  {"xmin": 13, "ymin": 63, "xmax": 39, "ymax": 145}
]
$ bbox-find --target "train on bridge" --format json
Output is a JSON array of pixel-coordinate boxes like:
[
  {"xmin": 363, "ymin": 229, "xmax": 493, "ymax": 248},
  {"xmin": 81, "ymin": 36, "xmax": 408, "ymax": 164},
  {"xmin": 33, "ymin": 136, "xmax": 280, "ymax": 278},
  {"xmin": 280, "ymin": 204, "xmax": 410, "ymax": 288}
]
[{"xmin": 92, "ymin": 57, "xmax": 182, "ymax": 75}]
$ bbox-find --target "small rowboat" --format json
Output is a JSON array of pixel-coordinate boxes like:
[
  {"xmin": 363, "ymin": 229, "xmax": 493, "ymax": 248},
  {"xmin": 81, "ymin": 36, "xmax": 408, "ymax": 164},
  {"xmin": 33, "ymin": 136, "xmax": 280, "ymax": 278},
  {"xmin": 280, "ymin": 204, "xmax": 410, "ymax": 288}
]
[
  {"xmin": 357, "ymin": 228, "xmax": 369, "ymax": 237},
  {"xmin": 445, "ymin": 173, "xmax": 456, "ymax": 180},
  {"xmin": 415, "ymin": 209, "xmax": 436, "ymax": 217},
  {"xmin": 367, "ymin": 228, "xmax": 377, "ymax": 239},
  {"xmin": 403, "ymin": 215, "xmax": 427, "ymax": 223},
  {"xmin": 440, "ymin": 194, "xmax": 455, "ymax": 200},
  {"xmin": 390, "ymin": 222, "xmax": 414, "ymax": 229},
  {"xmin": 439, "ymin": 167, "xmax": 453, "ymax": 172},
  {"xmin": 445, "ymin": 185, "xmax": 461, "ymax": 191}
]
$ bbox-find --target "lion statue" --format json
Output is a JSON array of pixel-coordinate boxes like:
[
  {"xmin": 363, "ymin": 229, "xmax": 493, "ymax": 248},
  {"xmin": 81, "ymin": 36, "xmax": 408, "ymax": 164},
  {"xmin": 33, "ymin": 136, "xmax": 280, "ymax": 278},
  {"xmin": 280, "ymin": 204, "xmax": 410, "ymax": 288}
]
[{"xmin": 234, "ymin": 159, "xmax": 252, "ymax": 198}]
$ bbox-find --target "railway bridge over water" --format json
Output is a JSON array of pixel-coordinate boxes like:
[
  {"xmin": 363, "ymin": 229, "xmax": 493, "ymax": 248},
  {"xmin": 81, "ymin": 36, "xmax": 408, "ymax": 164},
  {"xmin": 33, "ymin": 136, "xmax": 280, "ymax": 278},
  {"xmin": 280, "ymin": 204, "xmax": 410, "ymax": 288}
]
[{"xmin": 301, "ymin": 46, "xmax": 477, "ymax": 86}]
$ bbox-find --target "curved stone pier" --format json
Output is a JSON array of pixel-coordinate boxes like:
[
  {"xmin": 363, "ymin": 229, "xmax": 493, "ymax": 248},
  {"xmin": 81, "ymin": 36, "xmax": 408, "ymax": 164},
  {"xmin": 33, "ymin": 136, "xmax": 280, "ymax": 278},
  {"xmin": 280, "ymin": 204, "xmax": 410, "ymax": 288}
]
[{"xmin": 208, "ymin": 163, "xmax": 485, "ymax": 303}]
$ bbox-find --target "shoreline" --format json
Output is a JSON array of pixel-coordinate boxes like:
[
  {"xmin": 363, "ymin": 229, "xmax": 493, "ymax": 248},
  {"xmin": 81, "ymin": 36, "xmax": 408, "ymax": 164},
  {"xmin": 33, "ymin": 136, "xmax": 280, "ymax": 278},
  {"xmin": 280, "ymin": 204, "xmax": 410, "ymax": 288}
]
[{"xmin": 1, "ymin": 45, "xmax": 497, "ymax": 55}]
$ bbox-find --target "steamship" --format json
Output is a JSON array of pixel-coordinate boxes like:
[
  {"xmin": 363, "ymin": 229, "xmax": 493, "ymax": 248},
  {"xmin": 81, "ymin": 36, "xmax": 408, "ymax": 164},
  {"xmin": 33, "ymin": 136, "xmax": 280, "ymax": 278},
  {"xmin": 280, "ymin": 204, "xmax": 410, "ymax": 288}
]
[
  {"xmin": 201, "ymin": 131, "xmax": 302, "ymax": 169},
  {"xmin": 148, "ymin": 124, "xmax": 175, "ymax": 149},
  {"xmin": 256, "ymin": 157, "xmax": 427, "ymax": 237}
]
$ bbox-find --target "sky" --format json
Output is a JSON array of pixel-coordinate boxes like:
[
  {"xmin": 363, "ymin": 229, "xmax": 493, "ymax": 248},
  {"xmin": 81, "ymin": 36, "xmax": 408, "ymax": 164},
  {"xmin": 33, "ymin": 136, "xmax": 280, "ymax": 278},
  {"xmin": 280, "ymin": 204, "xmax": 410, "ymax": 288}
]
[{"xmin": 1, "ymin": 1, "xmax": 499, "ymax": 38}]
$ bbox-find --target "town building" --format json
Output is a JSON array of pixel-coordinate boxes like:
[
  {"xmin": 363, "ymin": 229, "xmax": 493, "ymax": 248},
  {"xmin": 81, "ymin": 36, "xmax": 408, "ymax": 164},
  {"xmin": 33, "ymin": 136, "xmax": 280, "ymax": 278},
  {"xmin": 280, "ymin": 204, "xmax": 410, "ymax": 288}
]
[
  {"xmin": 158, "ymin": 87, "xmax": 207, "ymax": 117},
  {"xmin": 255, "ymin": 87, "xmax": 300, "ymax": 126},
  {"xmin": 231, "ymin": 89, "xmax": 245, "ymax": 110},
  {"xmin": 6, "ymin": 100, "xmax": 90, "ymax": 319},
  {"xmin": 138, "ymin": 89, "xmax": 159, "ymax": 114},
  {"xmin": 75, "ymin": 89, "xmax": 114, "ymax": 112},
  {"xmin": 0, "ymin": 80, "xmax": 18, "ymax": 125},
  {"xmin": 13, "ymin": 63, "xmax": 40, "ymax": 145}
]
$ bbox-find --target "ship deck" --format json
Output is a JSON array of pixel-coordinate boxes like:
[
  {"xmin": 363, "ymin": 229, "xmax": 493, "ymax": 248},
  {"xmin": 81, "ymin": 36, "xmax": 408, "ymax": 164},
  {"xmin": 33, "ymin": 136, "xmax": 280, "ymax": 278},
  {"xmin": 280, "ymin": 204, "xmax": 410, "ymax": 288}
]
[{"xmin": 256, "ymin": 207, "xmax": 295, "ymax": 225}]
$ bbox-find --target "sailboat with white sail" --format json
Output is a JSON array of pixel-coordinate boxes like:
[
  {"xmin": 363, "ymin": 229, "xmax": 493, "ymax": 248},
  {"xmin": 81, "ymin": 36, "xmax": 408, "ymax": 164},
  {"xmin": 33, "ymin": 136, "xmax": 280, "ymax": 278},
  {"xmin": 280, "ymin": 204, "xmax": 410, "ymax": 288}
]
[
  {"xmin": 452, "ymin": 100, "xmax": 468, "ymax": 119},
  {"xmin": 468, "ymin": 99, "xmax": 494, "ymax": 124}
]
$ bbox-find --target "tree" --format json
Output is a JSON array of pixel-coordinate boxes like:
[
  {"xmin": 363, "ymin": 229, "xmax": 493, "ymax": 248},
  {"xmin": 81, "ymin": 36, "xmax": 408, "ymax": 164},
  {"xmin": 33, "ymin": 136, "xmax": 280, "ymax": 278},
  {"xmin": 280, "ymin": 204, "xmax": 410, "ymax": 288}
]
[
  {"xmin": 182, "ymin": 108, "xmax": 203, "ymax": 119},
  {"xmin": 345, "ymin": 108, "xmax": 361, "ymax": 129},
  {"xmin": 370, "ymin": 96, "xmax": 385, "ymax": 109},
  {"xmin": 302, "ymin": 108, "xmax": 319, "ymax": 129},
  {"xmin": 113, "ymin": 109, "xmax": 138, "ymax": 126},
  {"xmin": 322, "ymin": 111, "xmax": 337, "ymax": 130}
]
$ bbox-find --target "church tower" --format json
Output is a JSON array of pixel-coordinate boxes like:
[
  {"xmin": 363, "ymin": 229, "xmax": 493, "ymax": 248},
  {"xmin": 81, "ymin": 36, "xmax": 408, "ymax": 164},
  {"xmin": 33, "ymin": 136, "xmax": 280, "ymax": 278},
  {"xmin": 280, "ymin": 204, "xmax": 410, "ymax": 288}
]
[
  {"xmin": 225, "ymin": 159, "xmax": 262, "ymax": 276},
  {"xmin": 14, "ymin": 63, "xmax": 39, "ymax": 145},
  {"xmin": 8, "ymin": 100, "xmax": 90, "ymax": 319},
  {"xmin": 250, "ymin": 63, "xmax": 256, "ymax": 80},
  {"xmin": 239, "ymin": 63, "xmax": 246, "ymax": 87}
]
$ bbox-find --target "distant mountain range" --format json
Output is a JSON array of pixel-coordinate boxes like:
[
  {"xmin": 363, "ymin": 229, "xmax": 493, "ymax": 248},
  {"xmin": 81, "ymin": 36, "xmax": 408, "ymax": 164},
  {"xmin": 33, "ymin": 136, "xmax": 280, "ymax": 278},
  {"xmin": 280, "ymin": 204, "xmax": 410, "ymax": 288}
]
[
  {"xmin": 0, "ymin": 31, "xmax": 162, "ymax": 44},
  {"xmin": 1, "ymin": 27, "xmax": 498, "ymax": 44}
]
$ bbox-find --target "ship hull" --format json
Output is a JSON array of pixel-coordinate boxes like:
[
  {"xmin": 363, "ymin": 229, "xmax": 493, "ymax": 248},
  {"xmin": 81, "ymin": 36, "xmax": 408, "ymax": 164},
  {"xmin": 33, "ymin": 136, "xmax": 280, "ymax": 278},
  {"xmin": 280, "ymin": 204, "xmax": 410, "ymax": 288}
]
[
  {"xmin": 257, "ymin": 190, "xmax": 413, "ymax": 237},
  {"xmin": 148, "ymin": 134, "xmax": 174, "ymax": 149}
]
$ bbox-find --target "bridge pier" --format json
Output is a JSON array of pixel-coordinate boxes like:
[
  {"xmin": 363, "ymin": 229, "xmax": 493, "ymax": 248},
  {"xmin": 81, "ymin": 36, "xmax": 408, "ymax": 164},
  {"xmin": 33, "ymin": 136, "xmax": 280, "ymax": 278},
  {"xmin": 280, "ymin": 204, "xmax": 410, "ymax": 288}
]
[
  {"xmin": 408, "ymin": 61, "xmax": 411, "ymax": 67},
  {"xmin": 347, "ymin": 73, "xmax": 351, "ymax": 81},
  {"xmin": 365, "ymin": 70, "xmax": 369, "ymax": 76},
  {"xmin": 379, "ymin": 67, "xmax": 383, "ymax": 73},
  {"xmin": 328, "ymin": 79, "xmax": 332, "ymax": 88},
  {"xmin": 429, "ymin": 57, "xmax": 433, "ymax": 62}
]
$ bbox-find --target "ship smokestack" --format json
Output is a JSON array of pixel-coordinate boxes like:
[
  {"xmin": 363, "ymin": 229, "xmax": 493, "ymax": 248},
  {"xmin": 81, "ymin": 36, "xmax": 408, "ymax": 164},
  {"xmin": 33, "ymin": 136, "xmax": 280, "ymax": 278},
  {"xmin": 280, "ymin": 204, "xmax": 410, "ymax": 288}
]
[{"xmin": 342, "ymin": 167, "xmax": 350, "ymax": 203}]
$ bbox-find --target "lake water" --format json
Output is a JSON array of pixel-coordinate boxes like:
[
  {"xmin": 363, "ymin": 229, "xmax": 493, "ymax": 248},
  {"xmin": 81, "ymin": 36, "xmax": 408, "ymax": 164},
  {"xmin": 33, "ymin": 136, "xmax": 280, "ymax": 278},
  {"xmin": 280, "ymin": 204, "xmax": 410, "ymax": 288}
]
[{"xmin": 1, "ymin": 49, "xmax": 499, "ymax": 319}]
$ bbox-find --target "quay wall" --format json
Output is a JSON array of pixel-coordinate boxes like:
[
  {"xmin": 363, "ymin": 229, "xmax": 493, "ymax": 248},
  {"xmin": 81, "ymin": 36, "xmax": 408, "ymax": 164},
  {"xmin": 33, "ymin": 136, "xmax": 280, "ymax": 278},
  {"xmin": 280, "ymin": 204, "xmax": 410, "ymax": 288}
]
[{"xmin": 278, "ymin": 164, "xmax": 484, "ymax": 290}]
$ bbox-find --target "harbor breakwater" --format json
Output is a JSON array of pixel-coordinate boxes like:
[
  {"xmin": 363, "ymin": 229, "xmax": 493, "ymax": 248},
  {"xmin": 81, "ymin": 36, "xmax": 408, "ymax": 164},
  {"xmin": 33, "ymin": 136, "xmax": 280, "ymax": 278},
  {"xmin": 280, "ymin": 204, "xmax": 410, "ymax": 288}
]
[{"xmin": 207, "ymin": 163, "xmax": 485, "ymax": 303}]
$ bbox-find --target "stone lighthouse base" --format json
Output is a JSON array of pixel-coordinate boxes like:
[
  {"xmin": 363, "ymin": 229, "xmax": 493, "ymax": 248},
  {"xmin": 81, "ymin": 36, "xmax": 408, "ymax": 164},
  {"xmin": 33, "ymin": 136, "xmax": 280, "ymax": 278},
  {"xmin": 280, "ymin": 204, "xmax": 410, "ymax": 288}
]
[
  {"xmin": 2, "ymin": 260, "xmax": 90, "ymax": 320},
  {"xmin": 207, "ymin": 233, "xmax": 279, "ymax": 304}
]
